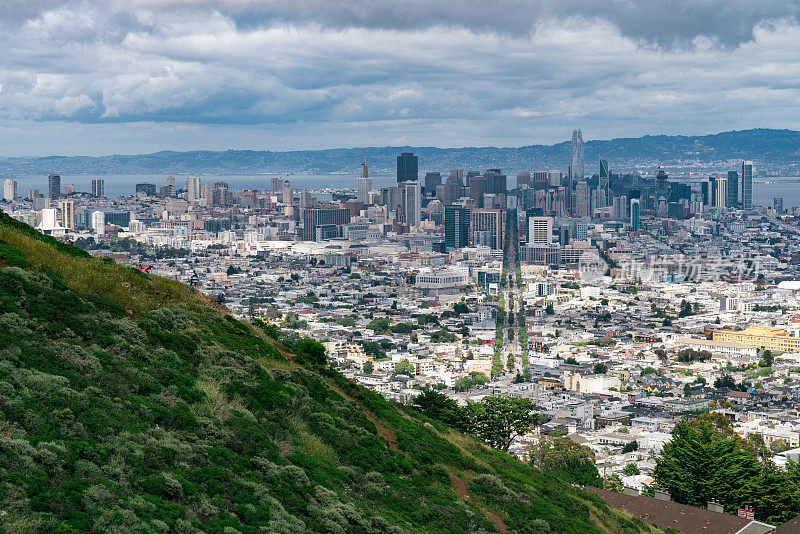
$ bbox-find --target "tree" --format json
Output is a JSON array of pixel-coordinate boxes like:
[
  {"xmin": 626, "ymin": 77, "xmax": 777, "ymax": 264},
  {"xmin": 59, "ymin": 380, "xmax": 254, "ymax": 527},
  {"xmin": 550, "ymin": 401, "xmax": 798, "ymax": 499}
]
[
  {"xmin": 362, "ymin": 360, "xmax": 373, "ymax": 374},
  {"xmin": 338, "ymin": 317, "xmax": 356, "ymax": 327},
  {"xmin": 653, "ymin": 415, "xmax": 762, "ymax": 512},
  {"xmin": 565, "ymin": 357, "xmax": 578, "ymax": 365},
  {"xmin": 530, "ymin": 436, "xmax": 602, "ymax": 487},
  {"xmin": 622, "ymin": 463, "xmax": 640, "ymax": 476},
  {"xmin": 621, "ymin": 441, "xmax": 638, "ymax": 453},
  {"xmin": 393, "ymin": 359, "xmax": 415, "ymax": 376},
  {"xmin": 366, "ymin": 317, "xmax": 391, "ymax": 334},
  {"xmin": 390, "ymin": 322, "xmax": 414, "ymax": 334},
  {"xmin": 604, "ymin": 473, "xmax": 623, "ymax": 492},
  {"xmin": 412, "ymin": 389, "xmax": 466, "ymax": 429},
  {"xmin": 641, "ymin": 366, "xmax": 657, "ymax": 375},
  {"xmin": 453, "ymin": 302, "xmax": 469, "ymax": 315},
  {"xmin": 464, "ymin": 397, "xmax": 543, "ymax": 451},
  {"xmin": 593, "ymin": 363, "xmax": 608, "ymax": 374},
  {"xmin": 545, "ymin": 303, "xmax": 554, "ymax": 315},
  {"xmin": 294, "ymin": 338, "xmax": 327, "ymax": 367},
  {"xmin": 771, "ymin": 438, "xmax": 791, "ymax": 453},
  {"xmin": 453, "ymin": 372, "xmax": 489, "ymax": 392},
  {"xmin": 714, "ymin": 374, "xmax": 737, "ymax": 389}
]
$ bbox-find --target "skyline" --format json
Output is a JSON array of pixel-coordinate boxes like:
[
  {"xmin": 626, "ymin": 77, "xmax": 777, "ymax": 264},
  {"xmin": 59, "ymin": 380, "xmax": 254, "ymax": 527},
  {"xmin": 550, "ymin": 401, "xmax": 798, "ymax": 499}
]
[{"xmin": 2, "ymin": 2, "xmax": 800, "ymax": 155}]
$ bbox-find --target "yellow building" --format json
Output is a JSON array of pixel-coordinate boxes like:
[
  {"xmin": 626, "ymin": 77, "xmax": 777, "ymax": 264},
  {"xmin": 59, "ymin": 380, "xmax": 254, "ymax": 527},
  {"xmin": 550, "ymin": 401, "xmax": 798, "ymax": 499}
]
[{"xmin": 713, "ymin": 326, "xmax": 800, "ymax": 352}]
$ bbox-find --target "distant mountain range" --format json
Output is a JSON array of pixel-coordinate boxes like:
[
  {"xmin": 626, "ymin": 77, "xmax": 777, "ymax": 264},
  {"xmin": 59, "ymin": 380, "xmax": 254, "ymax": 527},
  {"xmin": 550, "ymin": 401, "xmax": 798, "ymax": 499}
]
[{"xmin": 2, "ymin": 128, "xmax": 800, "ymax": 176}]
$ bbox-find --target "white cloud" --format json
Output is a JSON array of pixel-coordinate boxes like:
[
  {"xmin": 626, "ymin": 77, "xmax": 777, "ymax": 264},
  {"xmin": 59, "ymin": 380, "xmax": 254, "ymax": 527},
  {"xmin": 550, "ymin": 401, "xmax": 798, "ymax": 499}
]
[{"xmin": 0, "ymin": 2, "xmax": 799, "ymax": 153}]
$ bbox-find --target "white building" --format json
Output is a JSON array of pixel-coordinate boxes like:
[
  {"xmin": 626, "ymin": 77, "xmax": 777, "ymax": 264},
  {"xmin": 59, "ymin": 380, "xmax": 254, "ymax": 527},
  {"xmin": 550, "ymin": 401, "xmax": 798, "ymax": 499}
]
[
  {"xmin": 528, "ymin": 216, "xmax": 553, "ymax": 244},
  {"xmin": 91, "ymin": 210, "xmax": 106, "ymax": 234},
  {"xmin": 403, "ymin": 181, "xmax": 421, "ymax": 227},
  {"xmin": 3, "ymin": 179, "xmax": 17, "ymax": 201},
  {"xmin": 563, "ymin": 371, "xmax": 621, "ymax": 394},
  {"xmin": 416, "ymin": 267, "xmax": 470, "ymax": 290},
  {"xmin": 186, "ymin": 176, "xmax": 202, "ymax": 202}
]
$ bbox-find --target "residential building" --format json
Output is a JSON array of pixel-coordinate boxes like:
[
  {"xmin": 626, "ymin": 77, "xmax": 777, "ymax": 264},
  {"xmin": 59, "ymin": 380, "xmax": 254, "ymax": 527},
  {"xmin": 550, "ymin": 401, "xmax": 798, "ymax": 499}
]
[
  {"xmin": 3, "ymin": 179, "xmax": 17, "ymax": 201},
  {"xmin": 444, "ymin": 205, "xmax": 470, "ymax": 250},
  {"xmin": 48, "ymin": 173, "xmax": 61, "ymax": 199},
  {"xmin": 471, "ymin": 208, "xmax": 506, "ymax": 249},
  {"xmin": 741, "ymin": 161, "xmax": 753, "ymax": 210},
  {"xmin": 91, "ymin": 178, "xmax": 105, "ymax": 198}
]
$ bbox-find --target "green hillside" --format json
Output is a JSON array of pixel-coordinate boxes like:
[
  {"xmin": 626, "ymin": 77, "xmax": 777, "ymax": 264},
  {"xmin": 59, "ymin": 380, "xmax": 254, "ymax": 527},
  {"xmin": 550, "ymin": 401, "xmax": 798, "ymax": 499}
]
[{"xmin": 0, "ymin": 210, "xmax": 665, "ymax": 534}]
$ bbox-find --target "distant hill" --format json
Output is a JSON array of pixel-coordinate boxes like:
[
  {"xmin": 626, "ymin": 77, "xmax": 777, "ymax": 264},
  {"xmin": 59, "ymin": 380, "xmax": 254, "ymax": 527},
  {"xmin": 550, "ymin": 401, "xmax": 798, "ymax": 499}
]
[
  {"xmin": 0, "ymin": 210, "xmax": 666, "ymax": 533},
  {"xmin": 2, "ymin": 128, "xmax": 800, "ymax": 176}
]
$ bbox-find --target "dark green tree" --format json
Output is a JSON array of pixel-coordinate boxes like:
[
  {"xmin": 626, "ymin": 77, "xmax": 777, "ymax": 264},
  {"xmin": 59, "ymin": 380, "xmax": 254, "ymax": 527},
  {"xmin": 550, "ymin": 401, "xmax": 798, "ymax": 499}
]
[
  {"xmin": 393, "ymin": 359, "xmax": 416, "ymax": 376},
  {"xmin": 531, "ymin": 436, "xmax": 602, "ymax": 487},
  {"xmin": 412, "ymin": 389, "xmax": 466, "ymax": 429},
  {"xmin": 465, "ymin": 397, "xmax": 543, "ymax": 451}
]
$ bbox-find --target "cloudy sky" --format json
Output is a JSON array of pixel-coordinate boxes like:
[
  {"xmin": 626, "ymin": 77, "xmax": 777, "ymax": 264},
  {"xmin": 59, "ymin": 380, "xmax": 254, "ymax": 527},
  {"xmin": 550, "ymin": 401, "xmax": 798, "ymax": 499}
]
[{"xmin": 1, "ymin": 1, "xmax": 799, "ymax": 156}]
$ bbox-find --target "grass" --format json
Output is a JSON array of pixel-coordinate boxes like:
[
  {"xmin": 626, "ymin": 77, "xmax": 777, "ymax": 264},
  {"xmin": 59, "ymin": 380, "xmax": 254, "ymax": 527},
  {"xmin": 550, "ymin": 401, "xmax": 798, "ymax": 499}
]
[{"xmin": 0, "ymin": 213, "xmax": 211, "ymax": 316}]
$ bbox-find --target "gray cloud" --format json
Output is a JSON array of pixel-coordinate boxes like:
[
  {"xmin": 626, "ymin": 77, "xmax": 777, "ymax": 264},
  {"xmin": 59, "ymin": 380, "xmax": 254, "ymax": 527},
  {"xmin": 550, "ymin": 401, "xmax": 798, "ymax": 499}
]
[
  {"xmin": 122, "ymin": 0, "xmax": 800, "ymax": 47},
  {"xmin": 0, "ymin": 1, "xmax": 799, "ymax": 154}
]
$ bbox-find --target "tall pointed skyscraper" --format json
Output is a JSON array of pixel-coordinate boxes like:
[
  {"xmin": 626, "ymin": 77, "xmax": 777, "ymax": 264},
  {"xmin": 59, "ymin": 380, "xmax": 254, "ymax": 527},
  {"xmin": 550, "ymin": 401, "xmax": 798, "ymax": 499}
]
[
  {"xmin": 568, "ymin": 129, "xmax": 584, "ymax": 215},
  {"xmin": 570, "ymin": 130, "xmax": 584, "ymax": 182},
  {"xmin": 357, "ymin": 150, "xmax": 372, "ymax": 205},
  {"xmin": 361, "ymin": 150, "xmax": 368, "ymax": 179}
]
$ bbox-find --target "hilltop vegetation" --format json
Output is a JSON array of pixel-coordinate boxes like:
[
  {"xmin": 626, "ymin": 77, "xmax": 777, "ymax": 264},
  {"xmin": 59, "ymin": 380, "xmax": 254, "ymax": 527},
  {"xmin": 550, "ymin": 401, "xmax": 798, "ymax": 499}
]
[{"xmin": 0, "ymin": 211, "xmax": 665, "ymax": 533}]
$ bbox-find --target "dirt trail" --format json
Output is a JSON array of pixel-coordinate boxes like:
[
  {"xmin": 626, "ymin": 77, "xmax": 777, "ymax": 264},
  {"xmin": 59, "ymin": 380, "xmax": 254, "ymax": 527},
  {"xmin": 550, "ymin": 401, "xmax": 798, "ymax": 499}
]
[
  {"xmin": 328, "ymin": 383, "xmax": 399, "ymax": 451},
  {"xmin": 589, "ymin": 511, "xmax": 614, "ymax": 534},
  {"xmin": 449, "ymin": 472, "xmax": 508, "ymax": 534}
]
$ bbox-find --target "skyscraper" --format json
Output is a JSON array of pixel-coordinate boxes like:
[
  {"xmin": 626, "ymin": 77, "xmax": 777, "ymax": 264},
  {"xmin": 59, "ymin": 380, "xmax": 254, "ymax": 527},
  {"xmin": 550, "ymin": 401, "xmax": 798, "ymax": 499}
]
[
  {"xmin": 48, "ymin": 173, "xmax": 61, "ymax": 199},
  {"xmin": 484, "ymin": 169, "xmax": 507, "ymax": 194},
  {"xmin": 282, "ymin": 180, "xmax": 293, "ymax": 205},
  {"xmin": 302, "ymin": 208, "xmax": 351, "ymax": 241},
  {"xmin": 444, "ymin": 205, "xmax": 470, "ymax": 250},
  {"xmin": 774, "ymin": 197, "xmax": 784, "ymax": 213},
  {"xmin": 186, "ymin": 176, "xmax": 201, "ymax": 202},
  {"xmin": 402, "ymin": 181, "xmax": 421, "ymax": 227},
  {"xmin": 60, "ymin": 200, "xmax": 75, "ymax": 229},
  {"xmin": 715, "ymin": 176, "xmax": 728, "ymax": 208},
  {"xmin": 741, "ymin": 161, "xmax": 753, "ymax": 210},
  {"xmin": 470, "ymin": 208, "xmax": 506, "ymax": 249},
  {"xmin": 598, "ymin": 158, "xmax": 610, "ymax": 204},
  {"xmin": 528, "ymin": 217, "xmax": 553, "ymax": 244},
  {"xmin": 360, "ymin": 150, "xmax": 369, "ymax": 180},
  {"xmin": 599, "ymin": 157, "xmax": 609, "ymax": 178},
  {"xmin": 468, "ymin": 175, "xmax": 488, "ymax": 207},
  {"xmin": 397, "ymin": 152, "xmax": 418, "ymax": 183},
  {"xmin": 450, "ymin": 168, "xmax": 464, "ymax": 187},
  {"xmin": 91, "ymin": 178, "xmax": 105, "ymax": 198},
  {"xmin": 569, "ymin": 130, "xmax": 584, "ymax": 207},
  {"xmin": 356, "ymin": 151, "xmax": 372, "ymax": 205},
  {"xmin": 516, "ymin": 172, "xmax": 531, "ymax": 188},
  {"xmin": 91, "ymin": 210, "xmax": 105, "ymax": 234},
  {"xmin": 656, "ymin": 169, "xmax": 669, "ymax": 192},
  {"xmin": 727, "ymin": 171, "xmax": 739, "ymax": 208},
  {"xmin": 424, "ymin": 172, "xmax": 441, "ymax": 197},
  {"xmin": 630, "ymin": 198, "xmax": 640, "ymax": 232},
  {"xmin": 3, "ymin": 179, "xmax": 17, "ymax": 201},
  {"xmin": 574, "ymin": 181, "xmax": 589, "ymax": 217}
]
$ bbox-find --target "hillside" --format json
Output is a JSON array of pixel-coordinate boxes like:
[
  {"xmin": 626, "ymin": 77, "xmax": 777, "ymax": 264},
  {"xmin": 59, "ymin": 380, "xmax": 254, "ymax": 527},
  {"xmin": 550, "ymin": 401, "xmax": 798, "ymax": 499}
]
[
  {"xmin": 0, "ymin": 211, "xmax": 667, "ymax": 534},
  {"xmin": 1, "ymin": 129, "xmax": 799, "ymax": 175}
]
